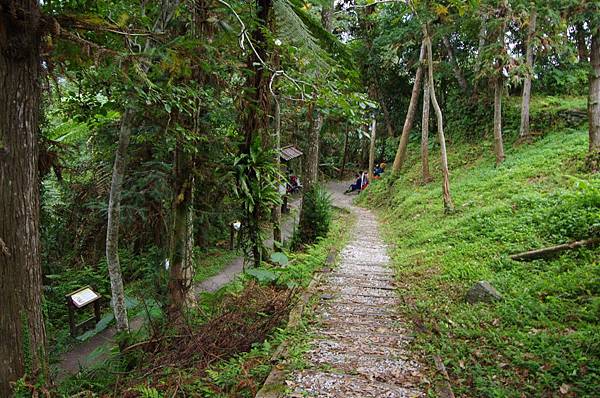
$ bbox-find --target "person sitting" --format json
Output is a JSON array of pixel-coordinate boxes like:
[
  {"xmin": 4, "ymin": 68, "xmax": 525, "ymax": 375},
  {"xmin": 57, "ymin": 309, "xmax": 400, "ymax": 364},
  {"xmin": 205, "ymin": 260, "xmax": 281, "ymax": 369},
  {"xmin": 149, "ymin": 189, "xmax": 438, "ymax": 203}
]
[
  {"xmin": 360, "ymin": 171, "xmax": 369, "ymax": 190},
  {"xmin": 374, "ymin": 163, "xmax": 383, "ymax": 177},
  {"xmin": 344, "ymin": 173, "xmax": 362, "ymax": 194}
]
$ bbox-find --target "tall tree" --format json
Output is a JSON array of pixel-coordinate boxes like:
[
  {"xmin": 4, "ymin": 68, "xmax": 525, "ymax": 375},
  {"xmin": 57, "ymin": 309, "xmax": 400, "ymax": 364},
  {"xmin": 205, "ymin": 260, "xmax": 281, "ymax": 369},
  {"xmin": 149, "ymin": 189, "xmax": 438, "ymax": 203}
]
[
  {"xmin": 589, "ymin": 29, "xmax": 600, "ymax": 170},
  {"xmin": 240, "ymin": 0, "xmax": 273, "ymax": 266},
  {"xmin": 303, "ymin": 102, "xmax": 322, "ymax": 191},
  {"xmin": 0, "ymin": 0, "xmax": 47, "ymax": 394},
  {"xmin": 519, "ymin": 5, "xmax": 537, "ymax": 140},
  {"xmin": 391, "ymin": 40, "xmax": 426, "ymax": 174},
  {"xmin": 272, "ymin": 96, "xmax": 283, "ymax": 247},
  {"xmin": 491, "ymin": 2, "xmax": 508, "ymax": 164},
  {"xmin": 424, "ymin": 25, "xmax": 454, "ymax": 212},
  {"xmin": 105, "ymin": 0, "xmax": 181, "ymax": 333}
]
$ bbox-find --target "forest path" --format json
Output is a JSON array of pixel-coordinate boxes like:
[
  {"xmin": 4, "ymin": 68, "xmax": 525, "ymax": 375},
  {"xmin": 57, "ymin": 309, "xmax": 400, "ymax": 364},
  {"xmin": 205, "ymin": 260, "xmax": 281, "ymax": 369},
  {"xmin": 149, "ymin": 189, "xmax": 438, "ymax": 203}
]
[
  {"xmin": 278, "ymin": 181, "xmax": 425, "ymax": 397},
  {"xmin": 55, "ymin": 197, "xmax": 301, "ymax": 381}
]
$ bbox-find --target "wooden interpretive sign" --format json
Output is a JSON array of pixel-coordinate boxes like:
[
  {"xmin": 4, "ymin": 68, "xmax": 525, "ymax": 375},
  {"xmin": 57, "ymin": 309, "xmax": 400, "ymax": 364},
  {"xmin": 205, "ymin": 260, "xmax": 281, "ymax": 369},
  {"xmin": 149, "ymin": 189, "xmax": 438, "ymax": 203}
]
[{"xmin": 65, "ymin": 286, "xmax": 102, "ymax": 337}]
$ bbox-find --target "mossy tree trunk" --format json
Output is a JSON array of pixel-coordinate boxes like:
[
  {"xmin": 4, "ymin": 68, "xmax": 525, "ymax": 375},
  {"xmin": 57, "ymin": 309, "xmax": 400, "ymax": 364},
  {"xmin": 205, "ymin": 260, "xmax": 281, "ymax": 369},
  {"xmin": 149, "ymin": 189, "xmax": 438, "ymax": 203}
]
[
  {"xmin": 106, "ymin": 111, "xmax": 133, "ymax": 334},
  {"xmin": 168, "ymin": 144, "xmax": 195, "ymax": 317},
  {"xmin": 0, "ymin": 1, "xmax": 47, "ymax": 394},
  {"xmin": 272, "ymin": 98, "xmax": 282, "ymax": 248},
  {"xmin": 589, "ymin": 30, "xmax": 600, "ymax": 170}
]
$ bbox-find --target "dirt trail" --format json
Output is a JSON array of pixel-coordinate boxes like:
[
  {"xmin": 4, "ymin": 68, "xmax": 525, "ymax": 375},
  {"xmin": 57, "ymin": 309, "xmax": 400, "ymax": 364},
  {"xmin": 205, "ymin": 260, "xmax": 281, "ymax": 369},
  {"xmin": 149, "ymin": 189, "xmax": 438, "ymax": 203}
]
[
  {"xmin": 281, "ymin": 181, "xmax": 425, "ymax": 397},
  {"xmin": 55, "ymin": 197, "xmax": 302, "ymax": 380}
]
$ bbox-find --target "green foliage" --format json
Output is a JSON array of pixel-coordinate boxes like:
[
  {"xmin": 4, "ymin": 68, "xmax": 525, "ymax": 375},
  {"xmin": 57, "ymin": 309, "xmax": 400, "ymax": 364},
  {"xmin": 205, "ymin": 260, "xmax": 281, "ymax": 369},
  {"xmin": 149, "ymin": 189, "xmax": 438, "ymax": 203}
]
[
  {"xmin": 361, "ymin": 127, "xmax": 600, "ymax": 396},
  {"xmin": 295, "ymin": 185, "xmax": 333, "ymax": 247}
]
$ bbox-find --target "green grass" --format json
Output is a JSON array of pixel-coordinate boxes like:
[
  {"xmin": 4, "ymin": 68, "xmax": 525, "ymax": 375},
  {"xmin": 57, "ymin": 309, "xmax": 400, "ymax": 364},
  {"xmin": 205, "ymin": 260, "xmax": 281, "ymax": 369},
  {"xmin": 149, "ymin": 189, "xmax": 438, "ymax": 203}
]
[{"xmin": 360, "ymin": 127, "xmax": 599, "ymax": 397}]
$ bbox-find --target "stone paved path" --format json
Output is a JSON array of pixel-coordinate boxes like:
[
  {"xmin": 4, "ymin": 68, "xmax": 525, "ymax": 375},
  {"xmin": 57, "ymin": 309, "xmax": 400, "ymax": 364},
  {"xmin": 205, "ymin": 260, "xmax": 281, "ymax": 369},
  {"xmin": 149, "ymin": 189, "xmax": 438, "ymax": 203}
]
[{"xmin": 283, "ymin": 182, "xmax": 425, "ymax": 397}]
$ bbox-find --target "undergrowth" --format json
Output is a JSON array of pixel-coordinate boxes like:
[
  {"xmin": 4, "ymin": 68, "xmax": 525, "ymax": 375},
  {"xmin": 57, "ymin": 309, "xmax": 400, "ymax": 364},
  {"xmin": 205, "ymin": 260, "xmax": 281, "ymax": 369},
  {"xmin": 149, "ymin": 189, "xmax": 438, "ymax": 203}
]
[
  {"xmin": 360, "ymin": 126, "xmax": 599, "ymax": 397},
  {"xmin": 55, "ymin": 209, "xmax": 352, "ymax": 397}
]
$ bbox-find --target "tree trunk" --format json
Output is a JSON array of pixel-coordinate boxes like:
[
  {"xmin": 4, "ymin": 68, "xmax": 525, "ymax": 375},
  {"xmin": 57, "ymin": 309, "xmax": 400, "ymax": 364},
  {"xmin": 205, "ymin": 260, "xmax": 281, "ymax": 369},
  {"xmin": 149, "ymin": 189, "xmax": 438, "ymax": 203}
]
[
  {"xmin": 368, "ymin": 116, "xmax": 377, "ymax": 181},
  {"xmin": 425, "ymin": 26, "xmax": 454, "ymax": 212},
  {"xmin": 0, "ymin": 2, "xmax": 47, "ymax": 393},
  {"xmin": 106, "ymin": 111, "xmax": 133, "ymax": 333},
  {"xmin": 376, "ymin": 86, "xmax": 394, "ymax": 137},
  {"xmin": 303, "ymin": 104, "xmax": 321, "ymax": 191},
  {"xmin": 519, "ymin": 7, "xmax": 537, "ymax": 140},
  {"xmin": 240, "ymin": 0, "xmax": 272, "ymax": 266},
  {"xmin": 167, "ymin": 144, "xmax": 195, "ymax": 318},
  {"xmin": 105, "ymin": 0, "xmax": 181, "ymax": 333},
  {"xmin": 339, "ymin": 124, "xmax": 350, "ymax": 179},
  {"xmin": 421, "ymin": 76, "xmax": 432, "ymax": 183},
  {"xmin": 589, "ymin": 31, "xmax": 600, "ymax": 170},
  {"xmin": 473, "ymin": 15, "xmax": 487, "ymax": 97},
  {"xmin": 272, "ymin": 98, "xmax": 282, "ymax": 247},
  {"xmin": 475, "ymin": 16, "xmax": 487, "ymax": 75},
  {"xmin": 576, "ymin": 22, "xmax": 589, "ymax": 63},
  {"xmin": 321, "ymin": 0, "xmax": 333, "ymax": 33},
  {"xmin": 493, "ymin": 76, "xmax": 505, "ymax": 164},
  {"xmin": 442, "ymin": 35, "xmax": 468, "ymax": 94},
  {"xmin": 392, "ymin": 40, "xmax": 426, "ymax": 174}
]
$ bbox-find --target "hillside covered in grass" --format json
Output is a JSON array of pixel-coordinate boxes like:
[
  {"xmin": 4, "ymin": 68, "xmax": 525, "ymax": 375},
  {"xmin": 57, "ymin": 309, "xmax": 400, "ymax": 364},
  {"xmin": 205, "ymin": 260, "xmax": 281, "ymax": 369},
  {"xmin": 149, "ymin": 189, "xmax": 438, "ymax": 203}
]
[{"xmin": 360, "ymin": 103, "xmax": 599, "ymax": 396}]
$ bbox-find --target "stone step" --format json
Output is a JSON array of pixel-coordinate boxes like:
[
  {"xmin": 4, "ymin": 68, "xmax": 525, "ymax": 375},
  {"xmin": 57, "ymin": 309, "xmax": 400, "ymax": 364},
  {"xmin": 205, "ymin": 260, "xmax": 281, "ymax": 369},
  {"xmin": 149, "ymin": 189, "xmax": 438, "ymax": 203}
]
[{"xmin": 287, "ymin": 370, "xmax": 424, "ymax": 398}]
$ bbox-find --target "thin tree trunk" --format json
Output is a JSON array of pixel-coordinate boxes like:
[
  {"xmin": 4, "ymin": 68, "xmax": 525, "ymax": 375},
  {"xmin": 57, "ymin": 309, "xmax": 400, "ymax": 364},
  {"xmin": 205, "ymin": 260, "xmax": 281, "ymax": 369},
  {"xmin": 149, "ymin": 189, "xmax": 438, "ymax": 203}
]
[
  {"xmin": 106, "ymin": 111, "xmax": 133, "ymax": 333},
  {"xmin": 339, "ymin": 124, "xmax": 350, "ymax": 179},
  {"xmin": 475, "ymin": 16, "xmax": 487, "ymax": 75},
  {"xmin": 272, "ymin": 98, "xmax": 282, "ymax": 247},
  {"xmin": 167, "ymin": 144, "xmax": 195, "ymax": 317},
  {"xmin": 442, "ymin": 35, "xmax": 468, "ymax": 94},
  {"xmin": 519, "ymin": 7, "xmax": 537, "ymax": 140},
  {"xmin": 473, "ymin": 15, "xmax": 487, "ymax": 97},
  {"xmin": 0, "ymin": 2, "xmax": 47, "ymax": 393},
  {"xmin": 424, "ymin": 26, "xmax": 454, "ymax": 212},
  {"xmin": 105, "ymin": 0, "xmax": 181, "ymax": 332},
  {"xmin": 421, "ymin": 76, "xmax": 432, "ymax": 183},
  {"xmin": 392, "ymin": 40, "xmax": 426, "ymax": 174},
  {"xmin": 321, "ymin": 0, "xmax": 333, "ymax": 33},
  {"xmin": 303, "ymin": 106, "xmax": 321, "ymax": 191},
  {"xmin": 368, "ymin": 116, "xmax": 377, "ymax": 181},
  {"xmin": 589, "ymin": 31, "xmax": 600, "ymax": 170},
  {"xmin": 493, "ymin": 76, "xmax": 505, "ymax": 164}
]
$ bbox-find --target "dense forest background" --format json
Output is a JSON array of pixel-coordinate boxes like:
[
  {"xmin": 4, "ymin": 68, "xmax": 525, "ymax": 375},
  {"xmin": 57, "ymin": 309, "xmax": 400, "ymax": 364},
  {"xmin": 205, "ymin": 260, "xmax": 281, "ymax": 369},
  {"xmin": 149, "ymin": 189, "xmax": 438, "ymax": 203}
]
[{"xmin": 0, "ymin": 0, "xmax": 599, "ymax": 396}]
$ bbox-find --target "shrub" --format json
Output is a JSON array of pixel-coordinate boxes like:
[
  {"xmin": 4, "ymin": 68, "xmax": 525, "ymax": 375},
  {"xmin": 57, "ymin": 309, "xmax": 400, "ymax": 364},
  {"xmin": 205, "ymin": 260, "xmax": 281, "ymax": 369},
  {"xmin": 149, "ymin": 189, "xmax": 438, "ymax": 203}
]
[{"xmin": 295, "ymin": 185, "xmax": 333, "ymax": 246}]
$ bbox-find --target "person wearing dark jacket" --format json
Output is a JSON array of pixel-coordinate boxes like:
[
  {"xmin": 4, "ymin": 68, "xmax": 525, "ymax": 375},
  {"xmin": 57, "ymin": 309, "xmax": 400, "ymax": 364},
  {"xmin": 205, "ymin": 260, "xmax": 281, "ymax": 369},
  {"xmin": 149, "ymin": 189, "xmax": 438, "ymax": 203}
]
[{"xmin": 344, "ymin": 173, "xmax": 362, "ymax": 194}]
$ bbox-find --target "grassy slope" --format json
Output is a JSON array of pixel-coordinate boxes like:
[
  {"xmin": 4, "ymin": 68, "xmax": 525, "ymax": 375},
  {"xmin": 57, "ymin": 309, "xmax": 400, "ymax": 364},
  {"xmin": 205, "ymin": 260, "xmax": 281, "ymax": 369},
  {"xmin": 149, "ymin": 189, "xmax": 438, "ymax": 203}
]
[{"xmin": 361, "ymin": 103, "xmax": 599, "ymax": 396}]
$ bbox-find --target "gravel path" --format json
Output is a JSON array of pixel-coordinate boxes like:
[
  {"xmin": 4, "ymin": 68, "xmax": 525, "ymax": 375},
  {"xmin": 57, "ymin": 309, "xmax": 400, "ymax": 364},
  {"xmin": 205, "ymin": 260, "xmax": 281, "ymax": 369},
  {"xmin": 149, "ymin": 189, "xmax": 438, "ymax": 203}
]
[{"xmin": 282, "ymin": 182, "xmax": 425, "ymax": 397}]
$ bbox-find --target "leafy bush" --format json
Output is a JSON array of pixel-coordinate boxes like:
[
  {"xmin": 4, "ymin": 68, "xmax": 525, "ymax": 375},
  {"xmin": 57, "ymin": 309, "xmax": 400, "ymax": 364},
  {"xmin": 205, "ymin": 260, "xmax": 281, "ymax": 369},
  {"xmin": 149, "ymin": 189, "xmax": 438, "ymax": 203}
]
[
  {"xmin": 295, "ymin": 184, "xmax": 333, "ymax": 246},
  {"xmin": 545, "ymin": 178, "xmax": 600, "ymax": 241}
]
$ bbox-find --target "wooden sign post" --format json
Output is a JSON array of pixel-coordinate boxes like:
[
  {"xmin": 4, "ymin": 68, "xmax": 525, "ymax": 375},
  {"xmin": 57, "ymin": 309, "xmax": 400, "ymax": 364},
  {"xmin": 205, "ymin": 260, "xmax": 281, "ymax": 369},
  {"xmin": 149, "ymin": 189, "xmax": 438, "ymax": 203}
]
[{"xmin": 65, "ymin": 286, "xmax": 101, "ymax": 337}]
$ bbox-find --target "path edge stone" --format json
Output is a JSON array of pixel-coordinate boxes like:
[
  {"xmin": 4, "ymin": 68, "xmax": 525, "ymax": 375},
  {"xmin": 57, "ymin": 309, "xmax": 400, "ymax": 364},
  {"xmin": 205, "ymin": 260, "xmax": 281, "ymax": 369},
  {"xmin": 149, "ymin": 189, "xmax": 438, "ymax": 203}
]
[{"xmin": 255, "ymin": 248, "xmax": 339, "ymax": 398}]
